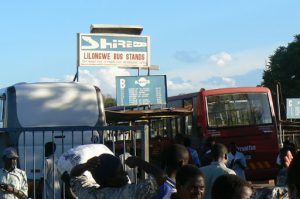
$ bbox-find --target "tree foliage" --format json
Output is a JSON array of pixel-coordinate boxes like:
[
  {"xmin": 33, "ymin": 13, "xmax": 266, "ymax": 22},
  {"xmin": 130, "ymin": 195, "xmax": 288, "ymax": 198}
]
[
  {"xmin": 103, "ymin": 94, "xmax": 117, "ymax": 108},
  {"xmin": 262, "ymin": 35, "xmax": 300, "ymax": 114}
]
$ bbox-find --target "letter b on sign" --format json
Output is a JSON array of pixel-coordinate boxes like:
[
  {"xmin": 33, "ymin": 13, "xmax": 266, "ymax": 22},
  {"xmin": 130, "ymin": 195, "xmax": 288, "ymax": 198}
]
[{"xmin": 120, "ymin": 79, "xmax": 126, "ymax": 89}]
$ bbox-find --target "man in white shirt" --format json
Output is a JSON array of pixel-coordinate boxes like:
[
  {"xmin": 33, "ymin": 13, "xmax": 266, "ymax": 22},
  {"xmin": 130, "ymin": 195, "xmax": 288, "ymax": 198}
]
[
  {"xmin": 227, "ymin": 142, "xmax": 247, "ymax": 180},
  {"xmin": 200, "ymin": 143, "xmax": 235, "ymax": 199},
  {"xmin": 41, "ymin": 142, "xmax": 62, "ymax": 199},
  {"xmin": 0, "ymin": 147, "xmax": 28, "ymax": 199}
]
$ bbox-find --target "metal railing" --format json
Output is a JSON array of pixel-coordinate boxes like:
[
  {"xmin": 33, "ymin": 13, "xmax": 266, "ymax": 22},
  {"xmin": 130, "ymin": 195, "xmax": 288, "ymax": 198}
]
[
  {"xmin": 0, "ymin": 125, "xmax": 149, "ymax": 199},
  {"xmin": 282, "ymin": 129, "xmax": 300, "ymax": 148}
]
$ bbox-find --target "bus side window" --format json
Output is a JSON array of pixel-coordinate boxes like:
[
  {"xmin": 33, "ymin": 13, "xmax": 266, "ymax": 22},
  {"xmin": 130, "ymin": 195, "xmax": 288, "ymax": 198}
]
[{"xmin": 0, "ymin": 94, "xmax": 5, "ymax": 128}]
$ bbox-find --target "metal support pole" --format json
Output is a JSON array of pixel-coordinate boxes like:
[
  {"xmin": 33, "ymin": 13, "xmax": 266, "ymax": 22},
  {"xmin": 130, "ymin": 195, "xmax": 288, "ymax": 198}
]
[
  {"xmin": 277, "ymin": 82, "xmax": 283, "ymax": 147},
  {"xmin": 131, "ymin": 122, "xmax": 138, "ymax": 183},
  {"xmin": 141, "ymin": 125, "xmax": 149, "ymax": 179},
  {"xmin": 76, "ymin": 66, "xmax": 79, "ymax": 82}
]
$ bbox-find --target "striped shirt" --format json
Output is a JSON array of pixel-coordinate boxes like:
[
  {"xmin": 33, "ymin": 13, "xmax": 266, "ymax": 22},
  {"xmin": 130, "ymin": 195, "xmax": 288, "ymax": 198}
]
[
  {"xmin": 0, "ymin": 168, "xmax": 28, "ymax": 199},
  {"xmin": 71, "ymin": 174, "xmax": 159, "ymax": 199}
]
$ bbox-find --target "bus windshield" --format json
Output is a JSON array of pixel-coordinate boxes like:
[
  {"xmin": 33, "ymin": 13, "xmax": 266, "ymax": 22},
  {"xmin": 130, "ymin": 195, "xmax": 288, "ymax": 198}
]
[{"xmin": 206, "ymin": 92, "xmax": 272, "ymax": 127}]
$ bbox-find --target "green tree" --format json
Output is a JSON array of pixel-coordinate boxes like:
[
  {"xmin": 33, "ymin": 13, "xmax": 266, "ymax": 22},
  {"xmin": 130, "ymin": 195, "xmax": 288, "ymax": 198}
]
[
  {"xmin": 262, "ymin": 34, "xmax": 300, "ymax": 118},
  {"xmin": 103, "ymin": 94, "xmax": 117, "ymax": 108}
]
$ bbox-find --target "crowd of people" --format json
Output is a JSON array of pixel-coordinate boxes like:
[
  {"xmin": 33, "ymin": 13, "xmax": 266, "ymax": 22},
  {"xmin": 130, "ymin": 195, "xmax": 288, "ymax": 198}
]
[{"xmin": 0, "ymin": 137, "xmax": 299, "ymax": 199}]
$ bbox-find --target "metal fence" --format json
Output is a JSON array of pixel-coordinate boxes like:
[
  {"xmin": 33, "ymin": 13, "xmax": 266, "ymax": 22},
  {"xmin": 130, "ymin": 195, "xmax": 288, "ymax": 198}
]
[
  {"xmin": 282, "ymin": 129, "xmax": 300, "ymax": 148},
  {"xmin": 0, "ymin": 125, "xmax": 149, "ymax": 199}
]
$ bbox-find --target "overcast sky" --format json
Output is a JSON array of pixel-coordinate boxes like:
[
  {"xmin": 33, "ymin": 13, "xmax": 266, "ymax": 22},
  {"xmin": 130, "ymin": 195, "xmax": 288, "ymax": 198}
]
[{"xmin": 1, "ymin": 1, "xmax": 300, "ymax": 96}]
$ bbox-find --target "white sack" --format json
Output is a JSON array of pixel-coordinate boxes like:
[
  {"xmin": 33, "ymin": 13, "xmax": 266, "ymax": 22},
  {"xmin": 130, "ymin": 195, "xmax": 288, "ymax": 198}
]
[{"xmin": 57, "ymin": 144, "xmax": 114, "ymax": 174}]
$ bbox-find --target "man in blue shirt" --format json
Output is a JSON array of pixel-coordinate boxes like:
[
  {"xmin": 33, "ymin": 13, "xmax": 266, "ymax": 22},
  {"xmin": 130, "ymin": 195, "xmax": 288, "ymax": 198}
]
[
  {"xmin": 227, "ymin": 142, "xmax": 247, "ymax": 180},
  {"xmin": 154, "ymin": 144, "xmax": 189, "ymax": 199},
  {"xmin": 184, "ymin": 137, "xmax": 201, "ymax": 167}
]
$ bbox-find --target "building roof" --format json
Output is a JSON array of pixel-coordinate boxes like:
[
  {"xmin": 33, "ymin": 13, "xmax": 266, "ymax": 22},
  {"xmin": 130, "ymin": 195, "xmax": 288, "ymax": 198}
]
[
  {"xmin": 105, "ymin": 108, "xmax": 192, "ymax": 123},
  {"xmin": 90, "ymin": 24, "xmax": 143, "ymax": 35}
]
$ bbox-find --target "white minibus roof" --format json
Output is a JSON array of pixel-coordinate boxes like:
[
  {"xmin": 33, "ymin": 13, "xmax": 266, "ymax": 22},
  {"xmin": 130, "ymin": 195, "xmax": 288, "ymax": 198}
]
[{"xmin": 14, "ymin": 82, "xmax": 100, "ymax": 127}]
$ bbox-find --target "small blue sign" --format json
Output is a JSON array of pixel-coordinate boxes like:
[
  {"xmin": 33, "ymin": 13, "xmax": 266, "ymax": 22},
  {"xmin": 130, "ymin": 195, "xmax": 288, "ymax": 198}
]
[
  {"xmin": 116, "ymin": 75, "xmax": 167, "ymax": 106},
  {"xmin": 286, "ymin": 98, "xmax": 300, "ymax": 119}
]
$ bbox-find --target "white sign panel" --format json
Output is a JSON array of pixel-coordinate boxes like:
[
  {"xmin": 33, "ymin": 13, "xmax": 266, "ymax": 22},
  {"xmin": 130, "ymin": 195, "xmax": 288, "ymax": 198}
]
[
  {"xmin": 78, "ymin": 33, "xmax": 150, "ymax": 67},
  {"xmin": 287, "ymin": 98, "xmax": 300, "ymax": 119}
]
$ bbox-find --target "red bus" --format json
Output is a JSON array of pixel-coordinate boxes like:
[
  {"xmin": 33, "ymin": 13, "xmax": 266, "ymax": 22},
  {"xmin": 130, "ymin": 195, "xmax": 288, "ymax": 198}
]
[{"xmin": 168, "ymin": 86, "xmax": 280, "ymax": 181}]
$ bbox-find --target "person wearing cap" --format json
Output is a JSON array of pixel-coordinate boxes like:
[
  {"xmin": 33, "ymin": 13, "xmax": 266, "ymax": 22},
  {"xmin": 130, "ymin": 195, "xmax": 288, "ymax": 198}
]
[{"xmin": 0, "ymin": 147, "xmax": 28, "ymax": 199}]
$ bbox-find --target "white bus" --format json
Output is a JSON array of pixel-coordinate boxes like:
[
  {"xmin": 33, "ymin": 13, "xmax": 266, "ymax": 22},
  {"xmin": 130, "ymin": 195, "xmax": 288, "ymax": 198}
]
[{"xmin": 0, "ymin": 82, "xmax": 106, "ymax": 179}]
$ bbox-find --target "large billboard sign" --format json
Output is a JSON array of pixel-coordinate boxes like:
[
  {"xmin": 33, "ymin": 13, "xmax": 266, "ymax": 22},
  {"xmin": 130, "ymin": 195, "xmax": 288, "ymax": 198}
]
[
  {"xmin": 286, "ymin": 98, "xmax": 300, "ymax": 119},
  {"xmin": 78, "ymin": 33, "xmax": 150, "ymax": 67},
  {"xmin": 116, "ymin": 75, "xmax": 167, "ymax": 106}
]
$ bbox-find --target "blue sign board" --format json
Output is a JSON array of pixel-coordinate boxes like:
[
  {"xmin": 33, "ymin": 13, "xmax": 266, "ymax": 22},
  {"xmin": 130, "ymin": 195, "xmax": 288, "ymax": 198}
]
[
  {"xmin": 78, "ymin": 33, "xmax": 150, "ymax": 67},
  {"xmin": 286, "ymin": 98, "xmax": 300, "ymax": 119},
  {"xmin": 116, "ymin": 75, "xmax": 167, "ymax": 106}
]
